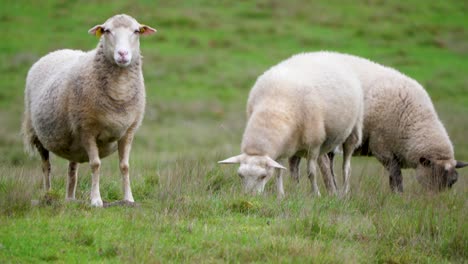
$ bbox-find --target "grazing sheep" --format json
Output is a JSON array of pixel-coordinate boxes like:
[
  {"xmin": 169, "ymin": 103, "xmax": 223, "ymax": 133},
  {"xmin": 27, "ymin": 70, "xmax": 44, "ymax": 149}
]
[
  {"xmin": 21, "ymin": 14, "xmax": 156, "ymax": 207},
  {"xmin": 218, "ymin": 53, "xmax": 363, "ymax": 196},
  {"xmin": 289, "ymin": 51, "xmax": 468, "ymax": 192}
]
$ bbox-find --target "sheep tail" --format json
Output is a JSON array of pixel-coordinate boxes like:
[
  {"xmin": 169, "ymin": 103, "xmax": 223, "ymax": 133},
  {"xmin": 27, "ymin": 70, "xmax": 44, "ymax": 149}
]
[{"xmin": 21, "ymin": 107, "xmax": 37, "ymax": 156}]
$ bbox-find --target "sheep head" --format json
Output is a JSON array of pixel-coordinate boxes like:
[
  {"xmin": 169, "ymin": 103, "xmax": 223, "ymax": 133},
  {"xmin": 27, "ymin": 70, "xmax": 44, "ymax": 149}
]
[
  {"xmin": 218, "ymin": 154, "xmax": 286, "ymax": 195},
  {"xmin": 415, "ymin": 157, "xmax": 467, "ymax": 191},
  {"xmin": 88, "ymin": 14, "xmax": 156, "ymax": 67}
]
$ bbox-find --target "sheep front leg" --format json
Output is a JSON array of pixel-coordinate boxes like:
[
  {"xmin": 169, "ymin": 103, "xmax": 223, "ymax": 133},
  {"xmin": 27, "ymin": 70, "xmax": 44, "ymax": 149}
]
[
  {"xmin": 66, "ymin": 161, "xmax": 78, "ymax": 200},
  {"xmin": 385, "ymin": 159, "xmax": 403, "ymax": 193},
  {"xmin": 276, "ymin": 168, "xmax": 285, "ymax": 199},
  {"xmin": 83, "ymin": 137, "xmax": 103, "ymax": 207},
  {"xmin": 118, "ymin": 131, "xmax": 135, "ymax": 203}
]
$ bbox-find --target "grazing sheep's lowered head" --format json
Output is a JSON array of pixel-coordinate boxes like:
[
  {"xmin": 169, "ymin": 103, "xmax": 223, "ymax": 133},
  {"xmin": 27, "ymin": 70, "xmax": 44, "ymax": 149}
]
[
  {"xmin": 218, "ymin": 154, "xmax": 286, "ymax": 195},
  {"xmin": 88, "ymin": 14, "xmax": 156, "ymax": 67},
  {"xmin": 415, "ymin": 158, "xmax": 468, "ymax": 191}
]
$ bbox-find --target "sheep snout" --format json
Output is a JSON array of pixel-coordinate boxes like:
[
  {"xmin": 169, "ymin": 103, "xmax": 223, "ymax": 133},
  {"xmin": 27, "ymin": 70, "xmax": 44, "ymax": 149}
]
[
  {"xmin": 114, "ymin": 48, "xmax": 131, "ymax": 67},
  {"xmin": 110, "ymin": 28, "xmax": 137, "ymax": 67}
]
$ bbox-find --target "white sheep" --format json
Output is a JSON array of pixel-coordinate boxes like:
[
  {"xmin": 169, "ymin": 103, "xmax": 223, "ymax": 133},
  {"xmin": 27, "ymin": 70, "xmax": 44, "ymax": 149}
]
[
  {"xmin": 21, "ymin": 14, "xmax": 156, "ymax": 207},
  {"xmin": 218, "ymin": 53, "xmax": 363, "ymax": 196},
  {"xmin": 289, "ymin": 51, "xmax": 468, "ymax": 192}
]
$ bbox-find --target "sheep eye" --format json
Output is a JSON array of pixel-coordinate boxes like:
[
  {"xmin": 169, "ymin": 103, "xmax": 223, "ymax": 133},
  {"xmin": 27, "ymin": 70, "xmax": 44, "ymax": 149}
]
[
  {"xmin": 103, "ymin": 29, "xmax": 111, "ymax": 34},
  {"xmin": 134, "ymin": 29, "xmax": 141, "ymax": 34},
  {"xmin": 259, "ymin": 174, "xmax": 267, "ymax": 180}
]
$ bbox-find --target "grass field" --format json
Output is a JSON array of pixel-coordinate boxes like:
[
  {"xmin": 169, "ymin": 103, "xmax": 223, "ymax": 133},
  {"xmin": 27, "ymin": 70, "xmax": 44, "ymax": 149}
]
[{"xmin": 1, "ymin": 0, "xmax": 467, "ymax": 263}]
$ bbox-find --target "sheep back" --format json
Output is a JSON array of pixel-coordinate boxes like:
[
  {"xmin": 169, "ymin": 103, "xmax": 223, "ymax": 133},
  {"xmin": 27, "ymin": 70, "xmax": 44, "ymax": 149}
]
[
  {"xmin": 242, "ymin": 53, "xmax": 363, "ymax": 159},
  {"xmin": 331, "ymin": 51, "xmax": 454, "ymax": 167}
]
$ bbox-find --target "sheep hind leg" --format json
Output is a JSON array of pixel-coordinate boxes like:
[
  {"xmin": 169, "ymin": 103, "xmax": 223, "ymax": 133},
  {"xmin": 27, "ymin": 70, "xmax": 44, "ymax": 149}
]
[
  {"xmin": 118, "ymin": 131, "xmax": 135, "ymax": 203},
  {"xmin": 341, "ymin": 144, "xmax": 353, "ymax": 196},
  {"xmin": 83, "ymin": 136, "xmax": 103, "ymax": 207},
  {"xmin": 66, "ymin": 162, "xmax": 78, "ymax": 200},
  {"xmin": 327, "ymin": 151, "xmax": 337, "ymax": 189},
  {"xmin": 342, "ymin": 131, "xmax": 360, "ymax": 196},
  {"xmin": 34, "ymin": 139, "xmax": 51, "ymax": 191},
  {"xmin": 318, "ymin": 154, "xmax": 337, "ymax": 195},
  {"xmin": 288, "ymin": 156, "xmax": 301, "ymax": 183}
]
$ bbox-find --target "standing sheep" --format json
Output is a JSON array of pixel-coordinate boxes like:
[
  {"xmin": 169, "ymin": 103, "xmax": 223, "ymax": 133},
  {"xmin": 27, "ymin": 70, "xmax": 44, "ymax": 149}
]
[
  {"xmin": 21, "ymin": 14, "xmax": 156, "ymax": 207},
  {"xmin": 218, "ymin": 53, "xmax": 363, "ymax": 196},
  {"xmin": 289, "ymin": 51, "xmax": 468, "ymax": 192}
]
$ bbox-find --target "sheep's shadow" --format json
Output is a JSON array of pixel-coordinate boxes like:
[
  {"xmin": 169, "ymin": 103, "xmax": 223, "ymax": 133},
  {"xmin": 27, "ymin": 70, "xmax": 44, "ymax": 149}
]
[
  {"xmin": 31, "ymin": 198, "xmax": 140, "ymax": 208},
  {"xmin": 103, "ymin": 200, "xmax": 140, "ymax": 208}
]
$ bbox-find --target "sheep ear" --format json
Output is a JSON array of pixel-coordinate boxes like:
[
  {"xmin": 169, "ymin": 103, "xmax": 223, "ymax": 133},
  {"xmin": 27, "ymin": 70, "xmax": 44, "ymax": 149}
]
[
  {"xmin": 88, "ymin": 25, "xmax": 104, "ymax": 37},
  {"xmin": 218, "ymin": 155, "xmax": 243, "ymax": 165},
  {"xmin": 266, "ymin": 157, "xmax": 287, "ymax": 170},
  {"xmin": 455, "ymin": 160, "xmax": 468, "ymax": 169},
  {"xmin": 139, "ymin": 25, "xmax": 157, "ymax": 36},
  {"xmin": 419, "ymin": 157, "xmax": 432, "ymax": 167}
]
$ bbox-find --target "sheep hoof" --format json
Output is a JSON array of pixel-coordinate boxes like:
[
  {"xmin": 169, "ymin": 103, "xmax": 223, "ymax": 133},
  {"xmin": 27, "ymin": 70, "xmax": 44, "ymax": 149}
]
[
  {"xmin": 124, "ymin": 196, "xmax": 135, "ymax": 203},
  {"xmin": 90, "ymin": 198, "xmax": 104, "ymax": 208}
]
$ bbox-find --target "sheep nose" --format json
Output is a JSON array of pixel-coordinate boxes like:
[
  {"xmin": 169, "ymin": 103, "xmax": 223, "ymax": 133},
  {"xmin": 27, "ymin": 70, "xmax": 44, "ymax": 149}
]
[{"xmin": 118, "ymin": 50, "xmax": 128, "ymax": 57}]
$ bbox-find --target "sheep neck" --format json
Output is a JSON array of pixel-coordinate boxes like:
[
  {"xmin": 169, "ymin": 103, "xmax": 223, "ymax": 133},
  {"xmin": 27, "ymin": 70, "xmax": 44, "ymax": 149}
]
[
  {"xmin": 92, "ymin": 45, "xmax": 142, "ymax": 104},
  {"xmin": 241, "ymin": 109, "xmax": 297, "ymax": 159},
  {"xmin": 404, "ymin": 118, "xmax": 454, "ymax": 164}
]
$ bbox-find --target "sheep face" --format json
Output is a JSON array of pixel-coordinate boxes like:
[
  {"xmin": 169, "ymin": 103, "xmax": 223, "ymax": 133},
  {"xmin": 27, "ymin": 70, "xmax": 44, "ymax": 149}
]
[
  {"xmin": 218, "ymin": 154, "xmax": 286, "ymax": 195},
  {"xmin": 88, "ymin": 14, "xmax": 156, "ymax": 67},
  {"xmin": 238, "ymin": 158, "xmax": 275, "ymax": 195},
  {"xmin": 415, "ymin": 158, "xmax": 464, "ymax": 191}
]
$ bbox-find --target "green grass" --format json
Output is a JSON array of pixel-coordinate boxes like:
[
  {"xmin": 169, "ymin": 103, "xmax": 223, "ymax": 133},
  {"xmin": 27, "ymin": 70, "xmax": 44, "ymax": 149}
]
[{"xmin": 0, "ymin": 0, "xmax": 467, "ymax": 263}]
